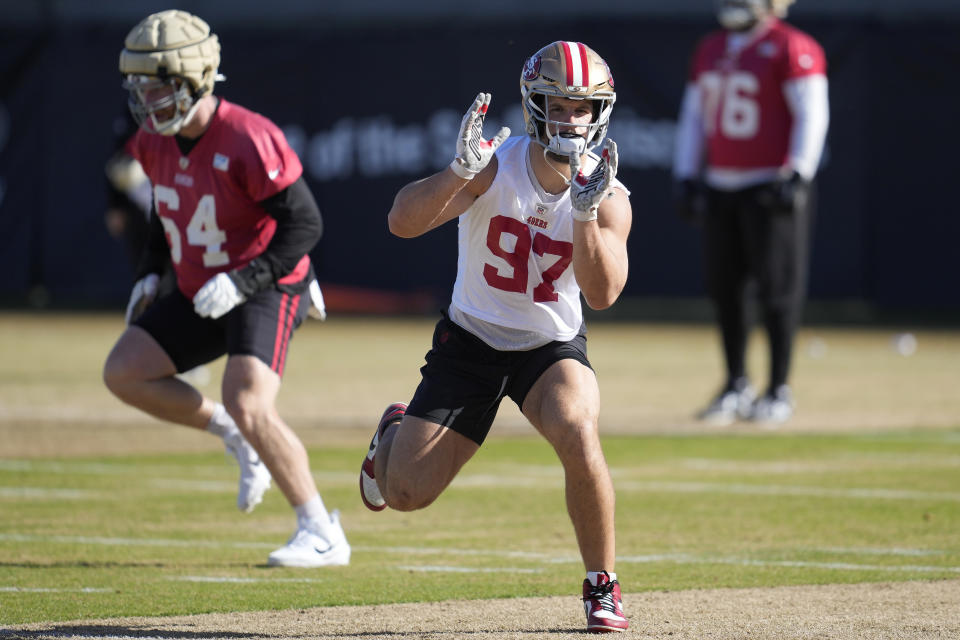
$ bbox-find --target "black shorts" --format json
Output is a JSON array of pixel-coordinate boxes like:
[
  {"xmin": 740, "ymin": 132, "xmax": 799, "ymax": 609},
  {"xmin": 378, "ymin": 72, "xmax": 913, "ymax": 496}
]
[
  {"xmin": 406, "ymin": 313, "xmax": 592, "ymax": 446},
  {"xmin": 133, "ymin": 286, "xmax": 309, "ymax": 376}
]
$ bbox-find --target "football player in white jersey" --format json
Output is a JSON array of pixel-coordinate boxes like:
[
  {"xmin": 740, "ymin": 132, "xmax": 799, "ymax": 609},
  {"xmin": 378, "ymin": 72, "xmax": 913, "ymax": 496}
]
[{"xmin": 359, "ymin": 41, "xmax": 631, "ymax": 633}]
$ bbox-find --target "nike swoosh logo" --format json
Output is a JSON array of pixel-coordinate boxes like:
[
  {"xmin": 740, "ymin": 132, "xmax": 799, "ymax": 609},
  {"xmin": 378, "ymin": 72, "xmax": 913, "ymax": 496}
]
[{"xmin": 268, "ymin": 169, "xmax": 280, "ymax": 180}]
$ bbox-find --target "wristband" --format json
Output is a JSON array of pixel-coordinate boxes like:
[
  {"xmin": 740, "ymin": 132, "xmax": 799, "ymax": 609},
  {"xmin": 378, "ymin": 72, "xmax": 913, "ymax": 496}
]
[
  {"xmin": 448, "ymin": 158, "xmax": 475, "ymax": 180},
  {"xmin": 571, "ymin": 206, "xmax": 599, "ymax": 223}
]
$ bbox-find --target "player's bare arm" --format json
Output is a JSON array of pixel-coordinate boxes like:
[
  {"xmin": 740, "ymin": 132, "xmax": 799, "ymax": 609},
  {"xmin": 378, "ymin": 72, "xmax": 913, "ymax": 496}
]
[
  {"xmin": 388, "ymin": 93, "xmax": 509, "ymax": 238},
  {"xmin": 387, "ymin": 161, "xmax": 493, "ymax": 238},
  {"xmin": 572, "ymin": 185, "xmax": 631, "ymax": 310},
  {"xmin": 568, "ymin": 139, "xmax": 631, "ymax": 309}
]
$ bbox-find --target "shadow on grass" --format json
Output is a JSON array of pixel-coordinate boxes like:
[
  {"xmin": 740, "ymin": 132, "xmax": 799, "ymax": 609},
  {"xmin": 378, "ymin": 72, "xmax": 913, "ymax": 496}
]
[
  {"xmin": 0, "ymin": 561, "xmax": 254, "ymax": 569},
  {"xmin": 0, "ymin": 626, "xmax": 273, "ymax": 639},
  {"xmin": 0, "ymin": 626, "xmax": 585, "ymax": 639},
  {"xmin": 326, "ymin": 631, "xmax": 584, "ymax": 638},
  {"xmin": 278, "ymin": 630, "xmax": 587, "ymax": 639}
]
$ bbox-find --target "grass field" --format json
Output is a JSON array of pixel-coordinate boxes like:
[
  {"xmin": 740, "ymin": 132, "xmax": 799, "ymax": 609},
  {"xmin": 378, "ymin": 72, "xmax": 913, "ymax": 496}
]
[{"xmin": 1, "ymin": 312, "xmax": 958, "ymax": 632}]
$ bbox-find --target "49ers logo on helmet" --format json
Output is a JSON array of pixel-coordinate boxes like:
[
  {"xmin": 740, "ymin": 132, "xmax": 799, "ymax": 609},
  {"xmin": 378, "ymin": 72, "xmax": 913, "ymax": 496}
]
[
  {"xmin": 522, "ymin": 54, "xmax": 541, "ymax": 81},
  {"xmin": 604, "ymin": 62, "xmax": 615, "ymax": 88}
]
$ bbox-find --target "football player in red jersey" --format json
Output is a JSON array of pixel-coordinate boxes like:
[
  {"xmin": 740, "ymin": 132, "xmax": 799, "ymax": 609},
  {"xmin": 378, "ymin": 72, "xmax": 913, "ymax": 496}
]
[
  {"xmin": 673, "ymin": 0, "xmax": 829, "ymax": 426},
  {"xmin": 102, "ymin": 10, "xmax": 348, "ymax": 567}
]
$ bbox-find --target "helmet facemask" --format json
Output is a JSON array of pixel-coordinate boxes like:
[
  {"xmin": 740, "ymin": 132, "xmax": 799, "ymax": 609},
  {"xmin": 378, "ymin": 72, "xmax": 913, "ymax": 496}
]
[
  {"xmin": 123, "ymin": 74, "xmax": 200, "ymax": 136},
  {"xmin": 523, "ymin": 91, "xmax": 614, "ymax": 158}
]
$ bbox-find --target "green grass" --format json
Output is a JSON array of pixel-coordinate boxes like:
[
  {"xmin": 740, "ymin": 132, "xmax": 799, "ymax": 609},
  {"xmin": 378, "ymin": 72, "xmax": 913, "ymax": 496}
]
[
  {"xmin": 2, "ymin": 431, "xmax": 959, "ymax": 624},
  {"xmin": 0, "ymin": 313, "xmax": 958, "ymax": 624}
]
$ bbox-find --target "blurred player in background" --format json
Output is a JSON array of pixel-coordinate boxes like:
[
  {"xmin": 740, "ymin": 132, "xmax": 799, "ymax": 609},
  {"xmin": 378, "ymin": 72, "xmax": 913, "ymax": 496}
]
[
  {"xmin": 104, "ymin": 111, "xmax": 156, "ymax": 274},
  {"xmin": 102, "ymin": 10, "xmax": 345, "ymax": 567},
  {"xmin": 359, "ymin": 42, "xmax": 631, "ymax": 633},
  {"xmin": 672, "ymin": 0, "xmax": 829, "ymax": 425}
]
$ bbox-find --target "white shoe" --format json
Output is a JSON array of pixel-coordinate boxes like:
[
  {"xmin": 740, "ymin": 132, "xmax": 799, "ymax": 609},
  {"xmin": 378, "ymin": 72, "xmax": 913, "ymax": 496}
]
[
  {"xmin": 267, "ymin": 511, "xmax": 351, "ymax": 567},
  {"xmin": 749, "ymin": 385, "xmax": 794, "ymax": 425},
  {"xmin": 224, "ymin": 433, "xmax": 272, "ymax": 513},
  {"xmin": 696, "ymin": 379, "xmax": 755, "ymax": 426}
]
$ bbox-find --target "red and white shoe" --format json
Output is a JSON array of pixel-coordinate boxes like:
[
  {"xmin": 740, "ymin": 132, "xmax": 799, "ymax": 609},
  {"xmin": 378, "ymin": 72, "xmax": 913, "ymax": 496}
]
[
  {"xmin": 359, "ymin": 402, "xmax": 407, "ymax": 511},
  {"xmin": 582, "ymin": 571, "xmax": 628, "ymax": 633}
]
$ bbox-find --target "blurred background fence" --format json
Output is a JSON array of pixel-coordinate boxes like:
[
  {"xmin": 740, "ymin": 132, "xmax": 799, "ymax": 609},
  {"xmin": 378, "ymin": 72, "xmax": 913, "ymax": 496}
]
[{"xmin": 1, "ymin": 0, "xmax": 958, "ymax": 322}]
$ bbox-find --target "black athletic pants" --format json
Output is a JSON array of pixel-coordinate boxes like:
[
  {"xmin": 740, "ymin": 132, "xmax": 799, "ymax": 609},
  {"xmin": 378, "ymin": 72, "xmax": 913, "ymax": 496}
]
[{"xmin": 701, "ymin": 182, "xmax": 814, "ymax": 392}]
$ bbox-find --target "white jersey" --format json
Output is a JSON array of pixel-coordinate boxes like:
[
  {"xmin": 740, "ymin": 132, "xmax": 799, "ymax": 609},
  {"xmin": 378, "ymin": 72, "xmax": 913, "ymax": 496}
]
[{"xmin": 450, "ymin": 136, "xmax": 627, "ymax": 349}]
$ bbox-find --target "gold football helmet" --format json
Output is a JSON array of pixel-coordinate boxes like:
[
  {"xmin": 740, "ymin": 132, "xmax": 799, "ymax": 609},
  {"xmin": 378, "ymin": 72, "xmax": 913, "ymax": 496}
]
[
  {"xmin": 770, "ymin": 0, "xmax": 796, "ymax": 17},
  {"xmin": 119, "ymin": 10, "xmax": 223, "ymax": 135},
  {"xmin": 520, "ymin": 41, "xmax": 616, "ymax": 157},
  {"xmin": 716, "ymin": 0, "xmax": 795, "ymax": 30}
]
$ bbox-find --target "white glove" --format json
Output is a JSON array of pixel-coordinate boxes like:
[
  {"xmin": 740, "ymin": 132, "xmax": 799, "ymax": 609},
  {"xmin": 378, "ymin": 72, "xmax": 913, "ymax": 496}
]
[
  {"xmin": 569, "ymin": 139, "xmax": 619, "ymax": 222},
  {"xmin": 192, "ymin": 273, "xmax": 246, "ymax": 319},
  {"xmin": 125, "ymin": 273, "xmax": 159, "ymax": 324},
  {"xmin": 449, "ymin": 92, "xmax": 511, "ymax": 180},
  {"xmin": 307, "ymin": 279, "xmax": 327, "ymax": 321}
]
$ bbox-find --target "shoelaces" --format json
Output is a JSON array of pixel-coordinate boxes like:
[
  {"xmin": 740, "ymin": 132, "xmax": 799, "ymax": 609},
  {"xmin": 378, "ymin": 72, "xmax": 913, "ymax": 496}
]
[{"xmin": 584, "ymin": 581, "xmax": 619, "ymax": 614}]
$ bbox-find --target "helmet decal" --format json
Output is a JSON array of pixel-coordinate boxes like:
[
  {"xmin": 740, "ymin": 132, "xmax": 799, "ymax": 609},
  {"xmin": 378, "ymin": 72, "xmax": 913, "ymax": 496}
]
[{"xmin": 522, "ymin": 54, "xmax": 541, "ymax": 82}]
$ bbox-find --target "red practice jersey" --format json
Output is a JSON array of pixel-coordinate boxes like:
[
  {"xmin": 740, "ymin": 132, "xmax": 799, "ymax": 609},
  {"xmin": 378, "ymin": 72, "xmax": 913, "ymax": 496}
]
[
  {"xmin": 689, "ymin": 19, "xmax": 826, "ymax": 171},
  {"xmin": 128, "ymin": 100, "xmax": 311, "ymax": 298}
]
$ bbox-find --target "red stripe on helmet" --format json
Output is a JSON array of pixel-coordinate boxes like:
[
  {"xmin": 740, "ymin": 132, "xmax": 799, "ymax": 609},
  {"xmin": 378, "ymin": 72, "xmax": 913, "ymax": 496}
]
[{"xmin": 561, "ymin": 41, "xmax": 575, "ymax": 86}]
